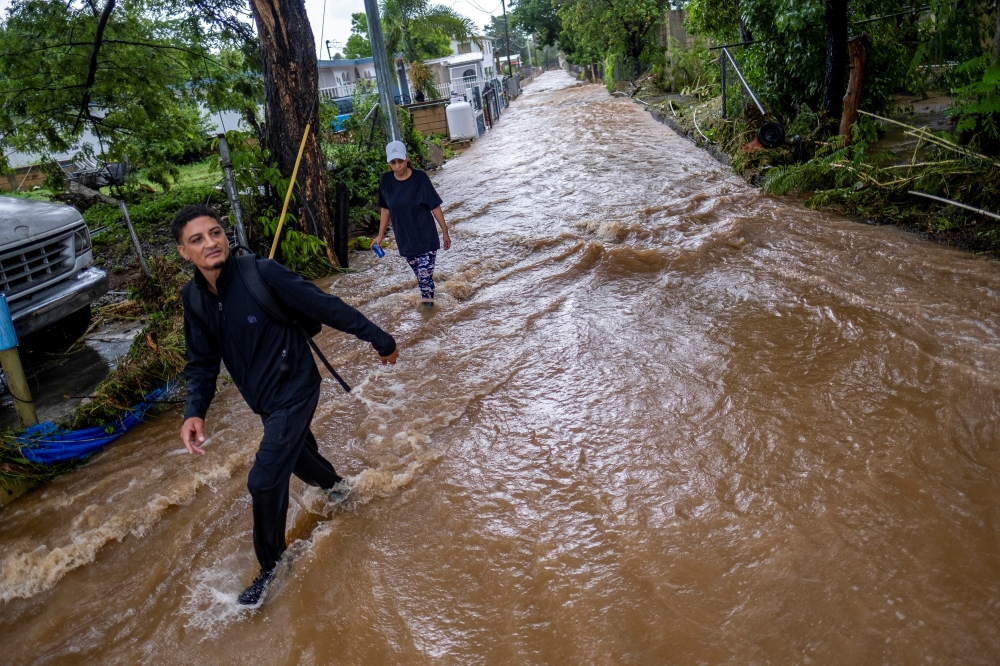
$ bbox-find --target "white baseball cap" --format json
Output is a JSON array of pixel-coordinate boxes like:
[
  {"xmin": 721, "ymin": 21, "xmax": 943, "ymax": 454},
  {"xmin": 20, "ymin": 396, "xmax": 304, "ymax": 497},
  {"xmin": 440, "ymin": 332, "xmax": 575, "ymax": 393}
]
[{"xmin": 385, "ymin": 140, "xmax": 407, "ymax": 163}]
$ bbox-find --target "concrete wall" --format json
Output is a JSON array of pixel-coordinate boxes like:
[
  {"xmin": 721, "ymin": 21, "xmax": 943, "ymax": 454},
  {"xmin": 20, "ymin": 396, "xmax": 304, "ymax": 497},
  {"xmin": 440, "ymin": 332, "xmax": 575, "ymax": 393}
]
[
  {"xmin": 405, "ymin": 101, "xmax": 449, "ymax": 138},
  {"xmin": 1, "ymin": 165, "xmax": 51, "ymax": 192},
  {"xmin": 664, "ymin": 9, "xmax": 695, "ymax": 51}
]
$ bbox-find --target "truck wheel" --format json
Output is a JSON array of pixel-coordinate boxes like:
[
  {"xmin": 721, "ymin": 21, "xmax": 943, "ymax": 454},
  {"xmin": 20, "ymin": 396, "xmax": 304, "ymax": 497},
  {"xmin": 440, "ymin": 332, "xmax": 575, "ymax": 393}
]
[{"xmin": 21, "ymin": 305, "xmax": 93, "ymax": 352}]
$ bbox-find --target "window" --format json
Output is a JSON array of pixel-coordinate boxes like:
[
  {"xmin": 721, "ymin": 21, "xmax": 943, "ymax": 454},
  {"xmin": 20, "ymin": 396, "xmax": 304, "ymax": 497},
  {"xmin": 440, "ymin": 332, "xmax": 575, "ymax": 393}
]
[
  {"xmin": 458, "ymin": 42, "xmax": 472, "ymax": 54},
  {"xmin": 462, "ymin": 68, "xmax": 477, "ymax": 81}
]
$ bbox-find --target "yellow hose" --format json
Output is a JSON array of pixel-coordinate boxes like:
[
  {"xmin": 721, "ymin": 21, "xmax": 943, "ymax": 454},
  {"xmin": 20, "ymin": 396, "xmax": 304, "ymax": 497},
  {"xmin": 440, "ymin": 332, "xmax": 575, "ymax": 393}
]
[{"xmin": 269, "ymin": 123, "xmax": 311, "ymax": 259}]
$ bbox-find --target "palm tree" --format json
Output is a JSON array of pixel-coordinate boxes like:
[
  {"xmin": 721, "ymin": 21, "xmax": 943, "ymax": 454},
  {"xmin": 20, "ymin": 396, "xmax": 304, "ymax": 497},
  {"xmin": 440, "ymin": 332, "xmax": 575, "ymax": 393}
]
[{"xmin": 379, "ymin": 0, "xmax": 481, "ymax": 97}]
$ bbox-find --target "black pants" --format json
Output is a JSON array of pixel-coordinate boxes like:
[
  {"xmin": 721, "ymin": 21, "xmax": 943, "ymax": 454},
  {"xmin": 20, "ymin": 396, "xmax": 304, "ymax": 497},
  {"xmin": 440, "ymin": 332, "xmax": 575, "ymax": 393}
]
[{"xmin": 248, "ymin": 386, "xmax": 341, "ymax": 572}]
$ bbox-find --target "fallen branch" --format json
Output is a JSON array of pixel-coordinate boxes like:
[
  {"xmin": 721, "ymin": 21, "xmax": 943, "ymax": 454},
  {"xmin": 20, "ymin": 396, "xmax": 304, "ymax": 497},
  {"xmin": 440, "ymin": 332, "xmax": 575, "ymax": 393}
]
[
  {"xmin": 908, "ymin": 190, "xmax": 1000, "ymax": 221},
  {"xmin": 859, "ymin": 110, "xmax": 998, "ymax": 166},
  {"xmin": 881, "ymin": 160, "xmax": 960, "ymax": 170}
]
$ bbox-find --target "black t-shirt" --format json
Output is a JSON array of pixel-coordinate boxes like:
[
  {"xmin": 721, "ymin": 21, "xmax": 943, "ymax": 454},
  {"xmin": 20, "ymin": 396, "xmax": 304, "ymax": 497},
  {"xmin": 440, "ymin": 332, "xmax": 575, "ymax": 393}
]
[{"xmin": 377, "ymin": 169, "xmax": 443, "ymax": 257}]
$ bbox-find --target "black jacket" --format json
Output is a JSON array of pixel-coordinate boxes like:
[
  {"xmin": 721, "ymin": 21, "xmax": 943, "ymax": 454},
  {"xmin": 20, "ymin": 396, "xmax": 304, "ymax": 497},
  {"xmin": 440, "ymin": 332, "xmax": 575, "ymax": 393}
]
[{"xmin": 182, "ymin": 255, "xmax": 396, "ymax": 420}]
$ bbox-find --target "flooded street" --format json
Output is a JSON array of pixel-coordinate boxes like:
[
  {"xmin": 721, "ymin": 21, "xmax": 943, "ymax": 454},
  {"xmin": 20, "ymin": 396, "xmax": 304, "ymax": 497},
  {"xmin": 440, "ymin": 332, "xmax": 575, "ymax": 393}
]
[{"xmin": 2, "ymin": 72, "xmax": 1000, "ymax": 663}]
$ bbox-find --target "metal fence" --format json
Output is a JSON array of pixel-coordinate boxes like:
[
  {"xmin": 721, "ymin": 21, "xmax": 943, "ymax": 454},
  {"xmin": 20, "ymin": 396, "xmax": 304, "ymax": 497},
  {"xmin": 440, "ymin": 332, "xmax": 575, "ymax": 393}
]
[
  {"xmin": 426, "ymin": 77, "xmax": 493, "ymax": 101},
  {"xmin": 319, "ymin": 82, "xmax": 375, "ymax": 100},
  {"xmin": 322, "ymin": 77, "xmax": 492, "ymax": 104}
]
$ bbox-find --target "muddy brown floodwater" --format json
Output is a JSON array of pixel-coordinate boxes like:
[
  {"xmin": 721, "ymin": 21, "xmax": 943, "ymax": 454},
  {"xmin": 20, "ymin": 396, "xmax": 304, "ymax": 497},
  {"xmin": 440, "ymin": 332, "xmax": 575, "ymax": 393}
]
[{"xmin": 2, "ymin": 72, "xmax": 1000, "ymax": 664}]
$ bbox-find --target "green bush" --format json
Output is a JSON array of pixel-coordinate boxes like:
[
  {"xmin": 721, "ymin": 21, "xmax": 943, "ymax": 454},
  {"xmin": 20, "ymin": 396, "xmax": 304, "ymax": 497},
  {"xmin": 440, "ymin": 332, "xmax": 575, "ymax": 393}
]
[{"xmin": 950, "ymin": 55, "xmax": 1000, "ymax": 154}]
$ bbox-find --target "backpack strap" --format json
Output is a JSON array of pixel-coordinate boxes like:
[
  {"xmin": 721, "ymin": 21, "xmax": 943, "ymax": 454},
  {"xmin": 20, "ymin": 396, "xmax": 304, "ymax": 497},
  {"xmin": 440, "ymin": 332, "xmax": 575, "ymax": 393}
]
[
  {"xmin": 235, "ymin": 255, "xmax": 352, "ymax": 394},
  {"xmin": 235, "ymin": 255, "xmax": 294, "ymax": 328}
]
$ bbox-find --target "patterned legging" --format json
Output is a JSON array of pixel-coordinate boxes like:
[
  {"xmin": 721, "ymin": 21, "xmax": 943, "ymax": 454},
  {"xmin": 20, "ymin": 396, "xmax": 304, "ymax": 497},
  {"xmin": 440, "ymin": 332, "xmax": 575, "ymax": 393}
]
[{"xmin": 405, "ymin": 251, "xmax": 437, "ymax": 300}]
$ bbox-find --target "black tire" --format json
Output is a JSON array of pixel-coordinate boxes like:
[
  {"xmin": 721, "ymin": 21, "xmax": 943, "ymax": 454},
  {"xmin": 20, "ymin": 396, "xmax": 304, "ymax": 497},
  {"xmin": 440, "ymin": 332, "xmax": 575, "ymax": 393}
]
[
  {"xmin": 21, "ymin": 305, "xmax": 92, "ymax": 352},
  {"xmin": 758, "ymin": 122, "xmax": 785, "ymax": 149}
]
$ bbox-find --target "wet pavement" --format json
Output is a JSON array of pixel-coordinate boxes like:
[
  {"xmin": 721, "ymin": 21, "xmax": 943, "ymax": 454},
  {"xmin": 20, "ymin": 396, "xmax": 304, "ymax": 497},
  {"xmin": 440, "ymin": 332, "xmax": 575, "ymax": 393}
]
[
  {"xmin": 0, "ymin": 319, "xmax": 140, "ymax": 430},
  {"xmin": 1, "ymin": 72, "xmax": 999, "ymax": 664}
]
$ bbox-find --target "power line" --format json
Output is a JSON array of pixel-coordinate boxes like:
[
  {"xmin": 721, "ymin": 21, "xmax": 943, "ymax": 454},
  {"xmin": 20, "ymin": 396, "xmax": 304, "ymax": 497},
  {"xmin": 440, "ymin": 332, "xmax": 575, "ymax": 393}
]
[
  {"xmin": 318, "ymin": 0, "xmax": 328, "ymax": 59},
  {"xmin": 462, "ymin": 0, "xmax": 503, "ymax": 15}
]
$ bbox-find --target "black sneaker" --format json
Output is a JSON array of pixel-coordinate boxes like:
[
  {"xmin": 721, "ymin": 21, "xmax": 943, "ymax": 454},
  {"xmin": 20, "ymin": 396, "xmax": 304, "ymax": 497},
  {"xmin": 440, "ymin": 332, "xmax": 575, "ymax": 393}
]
[
  {"xmin": 327, "ymin": 480, "xmax": 352, "ymax": 504},
  {"xmin": 237, "ymin": 567, "xmax": 275, "ymax": 606}
]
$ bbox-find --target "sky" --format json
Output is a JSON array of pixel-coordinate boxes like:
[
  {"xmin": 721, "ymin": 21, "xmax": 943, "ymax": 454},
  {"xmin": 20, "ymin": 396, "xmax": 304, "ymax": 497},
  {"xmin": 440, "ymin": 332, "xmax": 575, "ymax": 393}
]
[{"xmin": 0, "ymin": 0, "xmax": 502, "ymax": 61}]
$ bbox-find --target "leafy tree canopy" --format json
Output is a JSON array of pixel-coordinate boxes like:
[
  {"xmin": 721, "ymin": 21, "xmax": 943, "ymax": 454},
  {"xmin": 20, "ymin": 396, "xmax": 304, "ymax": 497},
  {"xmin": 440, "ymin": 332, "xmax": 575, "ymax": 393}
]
[
  {"xmin": 344, "ymin": 12, "xmax": 373, "ymax": 58},
  {"xmin": 411, "ymin": 20, "xmax": 453, "ymax": 59},
  {"xmin": 685, "ymin": 0, "xmax": 996, "ymax": 118},
  {"xmin": 557, "ymin": 0, "xmax": 669, "ymax": 66},
  {"xmin": 0, "ymin": 0, "xmax": 260, "ymax": 187},
  {"xmin": 380, "ymin": 0, "xmax": 479, "ymax": 63},
  {"xmin": 484, "ymin": 15, "xmax": 531, "ymax": 65},
  {"xmin": 510, "ymin": 0, "xmax": 561, "ymax": 47}
]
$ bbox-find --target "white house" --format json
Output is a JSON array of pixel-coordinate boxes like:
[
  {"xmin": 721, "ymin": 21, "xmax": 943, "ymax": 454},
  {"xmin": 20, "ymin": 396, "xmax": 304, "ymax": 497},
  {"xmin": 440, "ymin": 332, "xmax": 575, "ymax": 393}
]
[
  {"xmin": 420, "ymin": 37, "xmax": 497, "ymax": 98},
  {"xmin": 317, "ymin": 57, "xmax": 377, "ymax": 100}
]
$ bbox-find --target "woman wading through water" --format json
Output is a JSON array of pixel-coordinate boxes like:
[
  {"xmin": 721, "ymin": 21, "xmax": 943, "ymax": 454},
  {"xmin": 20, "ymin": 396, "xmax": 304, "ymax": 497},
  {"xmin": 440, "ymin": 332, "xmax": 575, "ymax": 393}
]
[{"xmin": 373, "ymin": 141, "xmax": 451, "ymax": 307}]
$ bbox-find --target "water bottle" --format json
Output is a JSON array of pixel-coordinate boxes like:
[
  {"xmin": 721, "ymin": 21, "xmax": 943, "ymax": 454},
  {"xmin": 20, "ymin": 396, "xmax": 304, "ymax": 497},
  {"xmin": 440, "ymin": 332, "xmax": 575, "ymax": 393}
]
[{"xmin": 372, "ymin": 243, "xmax": 385, "ymax": 258}]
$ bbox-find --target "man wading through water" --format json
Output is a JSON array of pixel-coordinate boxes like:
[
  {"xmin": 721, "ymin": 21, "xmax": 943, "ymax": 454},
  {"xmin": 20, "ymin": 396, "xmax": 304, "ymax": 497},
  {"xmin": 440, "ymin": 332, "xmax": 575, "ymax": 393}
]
[{"xmin": 172, "ymin": 205, "xmax": 399, "ymax": 605}]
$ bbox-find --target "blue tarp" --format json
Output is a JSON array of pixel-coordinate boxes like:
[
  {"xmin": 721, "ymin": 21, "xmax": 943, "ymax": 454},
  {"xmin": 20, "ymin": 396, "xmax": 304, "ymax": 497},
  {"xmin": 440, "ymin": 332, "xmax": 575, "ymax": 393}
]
[
  {"xmin": 14, "ymin": 382, "xmax": 178, "ymax": 464},
  {"xmin": 332, "ymin": 114, "xmax": 351, "ymax": 132}
]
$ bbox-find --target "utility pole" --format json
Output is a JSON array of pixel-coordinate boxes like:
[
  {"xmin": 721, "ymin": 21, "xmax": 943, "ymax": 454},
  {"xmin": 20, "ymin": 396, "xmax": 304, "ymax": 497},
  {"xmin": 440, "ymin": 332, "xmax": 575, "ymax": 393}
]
[
  {"xmin": 363, "ymin": 0, "xmax": 401, "ymax": 141},
  {"xmin": 527, "ymin": 34, "xmax": 534, "ymax": 69},
  {"xmin": 325, "ymin": 40, "xmax": 333, "ymax": 59},
  {"xmin": 500, "ymin": 0, "xmax": 513, "ymax": 76}
]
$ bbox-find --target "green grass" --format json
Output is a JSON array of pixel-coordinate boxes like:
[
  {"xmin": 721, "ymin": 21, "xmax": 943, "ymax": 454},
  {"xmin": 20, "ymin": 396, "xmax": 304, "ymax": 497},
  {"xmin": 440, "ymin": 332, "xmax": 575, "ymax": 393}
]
[
  {"xmin": 137, "ymin": 157, "xmax": 220, "ymax": 192},
  {"xmin": 2, "ymin": 188, "xmax": 60, "ymax": 201}
]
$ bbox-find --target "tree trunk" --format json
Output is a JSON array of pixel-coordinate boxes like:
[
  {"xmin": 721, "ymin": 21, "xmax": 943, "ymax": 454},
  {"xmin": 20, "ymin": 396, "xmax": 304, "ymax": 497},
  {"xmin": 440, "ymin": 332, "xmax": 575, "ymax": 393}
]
[
  {"xmin": 839, "ymin": 32, "xmax": 872, "ymax": 142},
  {"xmin": 248, "ymin": 0, "xmax": 339, "ymax": 266},
  {"xmin": 994, "ymin": 0, "xmax": 1000, "ymax": 65},
  {"xmin": 821, "ymin": 0, "xmax": 848, "ymax": 118},
  {"xmin": 735, "ymin": 0, "xmax": 752, "ymax": 44}
]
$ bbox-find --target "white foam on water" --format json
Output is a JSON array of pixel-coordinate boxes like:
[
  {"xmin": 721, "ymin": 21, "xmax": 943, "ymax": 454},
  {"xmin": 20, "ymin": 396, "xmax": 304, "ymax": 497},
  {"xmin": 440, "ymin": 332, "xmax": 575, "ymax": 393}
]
[
  {"xmin": 0, "ymin": 448, "xmax": 249, "ymax": 602},
  {"xmin": 181, "ymin": 550, "xmax": 259, "ymax": 638}
]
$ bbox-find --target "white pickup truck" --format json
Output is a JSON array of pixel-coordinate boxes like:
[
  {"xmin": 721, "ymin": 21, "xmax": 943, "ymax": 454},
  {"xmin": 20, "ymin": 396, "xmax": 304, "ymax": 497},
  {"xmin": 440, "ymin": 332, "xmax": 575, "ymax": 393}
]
[{"xmin": 0, "ymin": 196, "xmax": 109, "ymax": 347}]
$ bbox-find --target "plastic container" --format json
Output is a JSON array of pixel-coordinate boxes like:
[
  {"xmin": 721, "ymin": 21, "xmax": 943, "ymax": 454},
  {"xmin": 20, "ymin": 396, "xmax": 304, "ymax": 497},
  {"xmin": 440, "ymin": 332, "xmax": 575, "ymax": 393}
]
[
  {"xmin": 446, "ymin": 99, "xmax": 478, "ymax": 140},
  {"xmin": 0, "ymin": 295, "xmax": 17, "ymax": 351}
]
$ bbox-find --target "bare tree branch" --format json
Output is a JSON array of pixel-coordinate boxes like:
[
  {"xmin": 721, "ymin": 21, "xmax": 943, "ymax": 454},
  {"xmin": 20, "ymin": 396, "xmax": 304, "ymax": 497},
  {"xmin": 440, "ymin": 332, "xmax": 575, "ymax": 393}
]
[{"xmin": 188, "ymin": 0, "xmax": 257, "ymax": 45}]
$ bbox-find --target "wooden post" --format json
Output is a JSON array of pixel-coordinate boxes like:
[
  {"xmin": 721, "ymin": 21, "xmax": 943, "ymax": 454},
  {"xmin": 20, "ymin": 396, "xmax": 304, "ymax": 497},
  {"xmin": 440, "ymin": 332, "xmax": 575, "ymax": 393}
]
[
  {"xmin": 118, "ymin": 199, "xmax": 150, "ymax": 277},
  {"xmin": 839, "ymin": 32, "xmax": 873, "ymax": 141},
  {"xmin": 217, "ymin": 133, "xmax": 250, "ymax": 249},
  {"xmin": 0, "ymin": 295, "xmax": 37, "ymax": 428}
]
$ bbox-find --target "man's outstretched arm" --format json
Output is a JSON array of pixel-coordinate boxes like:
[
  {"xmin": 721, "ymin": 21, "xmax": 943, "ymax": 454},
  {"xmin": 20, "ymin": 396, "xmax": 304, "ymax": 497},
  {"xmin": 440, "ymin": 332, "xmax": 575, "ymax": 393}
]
[{"xmin": 261, "ymin": 260, "xmax": 397, "ymax": 358}]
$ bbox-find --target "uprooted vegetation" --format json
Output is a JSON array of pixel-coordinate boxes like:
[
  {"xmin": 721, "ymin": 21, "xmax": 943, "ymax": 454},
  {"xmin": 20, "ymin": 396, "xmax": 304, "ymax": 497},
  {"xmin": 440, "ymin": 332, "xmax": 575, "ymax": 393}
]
[
  {"xmin": 647, "ymin": 94, "xmax": 1000, "ymax": 255},
  {"xmin": 0, "ymin": 258, "xmax": 191, "ymax": 495},
  {"xmin": 66, "ymin": 258, "xmax": 189, "ymax": 430}
]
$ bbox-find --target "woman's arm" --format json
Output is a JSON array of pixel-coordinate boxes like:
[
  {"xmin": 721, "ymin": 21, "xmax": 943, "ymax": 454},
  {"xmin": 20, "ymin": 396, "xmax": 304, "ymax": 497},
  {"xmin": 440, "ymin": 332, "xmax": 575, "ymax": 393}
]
[
  {"xmin": 373, "ymin": 207, "xmax": 390, "ymax": 248},
  {"xmin": 431, "ymin": 206, "xmax": 451, "ymax": 250}
]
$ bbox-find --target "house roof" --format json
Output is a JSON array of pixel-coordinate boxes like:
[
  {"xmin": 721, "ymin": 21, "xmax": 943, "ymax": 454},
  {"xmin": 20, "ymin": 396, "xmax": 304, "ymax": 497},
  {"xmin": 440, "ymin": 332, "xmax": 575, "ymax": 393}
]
[
  {"xmin": 424, "ymin": 51, "xmax": 485, "ymax": 67},
  {"xmin": 317, "ymin": 57, "xmax": 374, "ymax": 67}
]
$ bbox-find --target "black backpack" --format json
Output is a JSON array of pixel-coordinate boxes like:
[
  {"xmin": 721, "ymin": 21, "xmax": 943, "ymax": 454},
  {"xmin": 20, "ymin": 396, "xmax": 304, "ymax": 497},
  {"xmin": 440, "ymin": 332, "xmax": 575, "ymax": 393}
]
[{"xmin": 186, "ymin": 253, "xmax": 352, "ymax": 393}]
